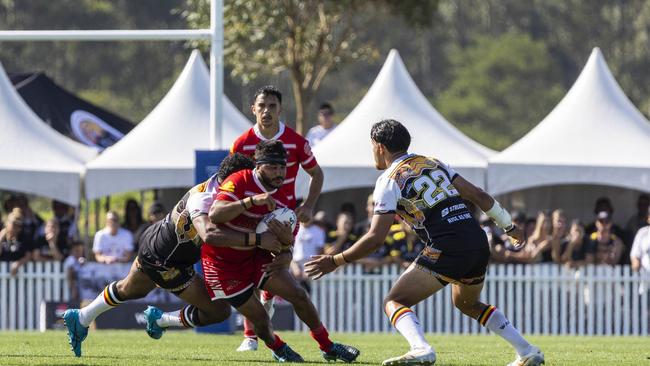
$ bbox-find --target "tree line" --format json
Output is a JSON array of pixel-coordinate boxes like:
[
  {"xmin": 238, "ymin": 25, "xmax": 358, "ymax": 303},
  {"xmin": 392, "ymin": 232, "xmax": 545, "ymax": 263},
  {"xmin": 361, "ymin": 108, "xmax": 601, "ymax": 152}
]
[{"xmin": 2, "ymin": 0, "xmax": 650, "ymax": 150}]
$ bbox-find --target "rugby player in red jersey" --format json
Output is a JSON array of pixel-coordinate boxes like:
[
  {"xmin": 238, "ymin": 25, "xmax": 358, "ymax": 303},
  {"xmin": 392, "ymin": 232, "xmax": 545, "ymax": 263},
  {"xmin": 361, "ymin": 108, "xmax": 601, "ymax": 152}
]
[
  {"xmin": 203, "ymin": 140, "xmax": 359, "ymax": 363},
  {"xmin": 230, "ymin": 85, "xmax": 324, "ymax": 351}
]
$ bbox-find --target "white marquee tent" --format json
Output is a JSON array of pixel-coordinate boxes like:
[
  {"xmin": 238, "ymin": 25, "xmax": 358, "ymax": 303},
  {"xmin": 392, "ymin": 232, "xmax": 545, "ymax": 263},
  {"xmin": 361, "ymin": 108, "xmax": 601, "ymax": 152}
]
[
  {"xmin": 488, "ymin": 48, "xmax": 650, "ymax": 196},
  {"xmin": 0, "ymin": 62, "xmax": 96, "ymax": 205},
  {"xmin": 85, "ymin": 50, "xmax": 252, "ymax": 199},
  {"xmin": 296, "ymin": 49, "xmax": 494, "ymax": 197}
]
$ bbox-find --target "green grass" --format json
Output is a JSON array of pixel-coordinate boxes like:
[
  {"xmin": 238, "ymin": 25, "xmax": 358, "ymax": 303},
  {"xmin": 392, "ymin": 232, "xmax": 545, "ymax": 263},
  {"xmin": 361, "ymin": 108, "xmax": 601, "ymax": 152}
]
[{"xmin": 0, "ymin": 331, "xmax": 647, "ymax": 365}]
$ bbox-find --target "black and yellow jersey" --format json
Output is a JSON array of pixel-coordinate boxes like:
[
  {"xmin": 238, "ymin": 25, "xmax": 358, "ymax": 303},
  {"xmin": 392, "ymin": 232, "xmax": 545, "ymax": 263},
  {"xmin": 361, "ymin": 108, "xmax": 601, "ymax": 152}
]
[
  {"xmin": 138, "ymin": 175, "xmax": 218, "ymax": 268},
  {"xmin": 373, "ymin": 154, "xmax": 484, "ymax": 253}
]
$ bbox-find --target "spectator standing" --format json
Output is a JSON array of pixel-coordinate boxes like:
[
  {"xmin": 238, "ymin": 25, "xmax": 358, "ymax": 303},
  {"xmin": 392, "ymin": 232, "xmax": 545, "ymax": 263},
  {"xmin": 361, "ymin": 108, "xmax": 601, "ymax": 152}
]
[
  {"xmin": 325, "ymin": 212, "xmax": 357, "ymax": 255},
  {"xmin": 0, "ymin": 208, "xmax": 32, "ymax": 276},
  {"xmin": 291, "ymin": 217, "xmax": 326, "ymax": 292},
  {"xmin": 92, "ymin": 211, "xmax": 134, "ymax": 264},
  {"xmin": 589, "ymin": 211, "xmax": 624, "ymax": 265},
  {"xmin": 14, "ymin": 195, "xmax": 43, "ymax": 252},
  {"xmin": 123, "ymin": 199, "xmax": 145, "ymax": 251},
  {"xmin": 353, "ymin": 194, "xmax": 375, "ymax": 238},
  {"xmin": 625, "ymin": 194, "xmax": 650, "ymax": 243},
  {"xmin": 585, "ymin": 197, "xmax": 625, "ymax": 238},
  {"xmin": 32, "ymin": 218, "xmax": 66, "ymax": 261},
  {"xmin": 557, "ymin": 220, "xmax": 595, "ymax": 268},
  {"xmin": 504, "ymin": 211, "xmax": 552, "ymax": 264},
  {"xmin": 64, "ymin": 241, "xmax": 86, "ymax": 305},
  {"xmin": 630, "ymin": 206, "xmax": 650, "ymax": 272},
  {"xmin": 52, "ymin": 200, "xmax": 78, "ymax": 249},
  {"xmin": 305, "ymin": 103, "xmax": 336, "ymax": 147},
  {"xmin": 133, "ymin": 202, "xmax": 166, "ymax": 246}
]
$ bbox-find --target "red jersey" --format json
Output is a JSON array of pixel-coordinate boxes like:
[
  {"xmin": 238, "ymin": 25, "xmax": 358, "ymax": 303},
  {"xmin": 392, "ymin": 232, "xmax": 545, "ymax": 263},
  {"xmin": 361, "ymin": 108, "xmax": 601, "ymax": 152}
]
[
  {"xmin": 230, "ymin": 122, "xmax": 318, "ymax": 208},
  {"xmin": 211, "ymin": 168, "xmax": 291, "ymax": 234}
]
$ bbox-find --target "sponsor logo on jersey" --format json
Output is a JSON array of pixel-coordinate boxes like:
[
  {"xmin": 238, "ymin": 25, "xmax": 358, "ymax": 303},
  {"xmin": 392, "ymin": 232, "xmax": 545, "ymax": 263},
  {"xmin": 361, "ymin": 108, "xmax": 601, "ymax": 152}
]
[{"xmin": 220, "ymin": 181, "xmax": 236, "ymax": 192}]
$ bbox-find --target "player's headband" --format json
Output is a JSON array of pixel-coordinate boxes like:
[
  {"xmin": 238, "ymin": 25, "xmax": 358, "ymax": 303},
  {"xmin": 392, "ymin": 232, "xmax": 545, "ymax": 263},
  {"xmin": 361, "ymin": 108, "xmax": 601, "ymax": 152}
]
[{"xmin": 255, "ymin": 155, "xmax": 287, "ymax": 166}]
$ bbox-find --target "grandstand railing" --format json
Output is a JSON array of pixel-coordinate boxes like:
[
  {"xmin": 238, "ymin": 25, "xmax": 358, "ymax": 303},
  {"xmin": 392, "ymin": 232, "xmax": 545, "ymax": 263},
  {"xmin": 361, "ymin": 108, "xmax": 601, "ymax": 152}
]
[{"xmin": 1, "ymin": 262, "xmax": 648, "ymax": 334}]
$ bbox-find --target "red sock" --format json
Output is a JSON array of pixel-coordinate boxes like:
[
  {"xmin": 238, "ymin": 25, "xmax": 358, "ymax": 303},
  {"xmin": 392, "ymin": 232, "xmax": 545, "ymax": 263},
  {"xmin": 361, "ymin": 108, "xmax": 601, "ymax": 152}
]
[
  {"xmin": 266, "ymin": 333, "xmax": 286, "ymax": 351},
  {"xmin": 310, "ymin": 323, "xmax": 333, "ymax": 352},
  {"xmin": 262, "ymin": 290, "xmax": 275, "ymax": 301},
  {"xmin": 243, "ymin": 318, "xmax": 257, "ymax": 339}
]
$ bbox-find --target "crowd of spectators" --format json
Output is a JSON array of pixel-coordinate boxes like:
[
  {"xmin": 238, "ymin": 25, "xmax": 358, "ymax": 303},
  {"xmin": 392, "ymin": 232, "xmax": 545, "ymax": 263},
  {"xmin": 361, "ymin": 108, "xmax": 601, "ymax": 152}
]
[
  {"xmin": 0, "ymin": 193, "xmax": 167, "ymax": 277},
  {"xmin": 2, "ymin": 191, "xmax": 649, "ymax": 283}
]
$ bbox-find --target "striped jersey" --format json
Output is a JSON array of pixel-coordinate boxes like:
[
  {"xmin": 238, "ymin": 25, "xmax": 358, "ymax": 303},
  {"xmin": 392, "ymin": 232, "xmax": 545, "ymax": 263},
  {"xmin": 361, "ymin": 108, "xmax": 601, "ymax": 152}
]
[
  {"xmin": 373, "ymin": 154, "xmax": 476, "ymax": 247},
  {"xmin": 230, "ymin": 122, "xmax": 318, "ymax": 208}
]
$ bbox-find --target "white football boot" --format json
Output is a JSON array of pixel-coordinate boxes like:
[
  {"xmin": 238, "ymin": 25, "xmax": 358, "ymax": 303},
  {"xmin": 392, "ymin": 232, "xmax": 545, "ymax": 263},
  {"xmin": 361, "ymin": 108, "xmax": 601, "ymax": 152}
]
[
  {"xmin": 236, "ymin": 337, "xmax": 258, "ymax": 352},
  {"xmin": 382, "ymin": 347, "xmax": 436, "ymax": 366},
  {"xmin": 507, "ymin": 345, "xmax": 545, "ymax": 366}
]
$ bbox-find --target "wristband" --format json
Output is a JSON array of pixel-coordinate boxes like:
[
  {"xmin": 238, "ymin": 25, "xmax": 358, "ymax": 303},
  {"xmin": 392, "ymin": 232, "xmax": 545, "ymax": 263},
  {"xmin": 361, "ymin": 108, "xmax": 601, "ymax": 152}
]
[
  {"xmin": 504, "ymin": 224, "xmax": 516, "ymax": 233},
  {"xmin": 332, "ymin": 253, "xmax": 348, "ymax": 267},
  {"xmin": 243, "ymin": 197, "xmax": 253, "ymax": 209},
  {"xmin": 239, "ymin": 199, "xmax": 247, "ymax": 209},
  {"xmin": 255, "ymin": 233, "xmax": 262, "ymax": 247},
  {"xmin": 485, "ymin": 200, "xmax": 513, "ymax": 230}
]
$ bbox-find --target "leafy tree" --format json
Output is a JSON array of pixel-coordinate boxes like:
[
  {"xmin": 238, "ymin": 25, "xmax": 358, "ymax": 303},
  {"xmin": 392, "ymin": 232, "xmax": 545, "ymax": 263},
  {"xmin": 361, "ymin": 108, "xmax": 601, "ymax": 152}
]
[
  {"xmin": 182, "ymin": 0, "xmax": 438, "ymax": 133},
  {"xmin": 436, "ymin": 33, "xmax": 564, "ymax": 150}
]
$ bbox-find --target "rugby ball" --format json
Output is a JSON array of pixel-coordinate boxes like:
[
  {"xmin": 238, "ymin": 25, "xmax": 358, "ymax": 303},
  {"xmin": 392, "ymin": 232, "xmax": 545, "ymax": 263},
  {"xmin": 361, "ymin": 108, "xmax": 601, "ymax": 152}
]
[{"xmin": 256, "ymin": 208, "xmax": 298, "ymax": 233}]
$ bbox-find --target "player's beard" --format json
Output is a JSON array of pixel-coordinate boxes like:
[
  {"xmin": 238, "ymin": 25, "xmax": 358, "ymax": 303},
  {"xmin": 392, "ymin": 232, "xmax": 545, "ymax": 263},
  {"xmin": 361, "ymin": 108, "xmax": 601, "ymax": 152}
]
[{"xmin": 260, "ymin": 172, "xmax": 284, "ymax": 189}]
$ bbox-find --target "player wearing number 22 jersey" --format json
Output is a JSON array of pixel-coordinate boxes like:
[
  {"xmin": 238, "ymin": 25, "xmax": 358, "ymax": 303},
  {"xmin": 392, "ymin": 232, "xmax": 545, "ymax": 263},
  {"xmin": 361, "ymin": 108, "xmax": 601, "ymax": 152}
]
[
  {"xmin": 305, "ymin": 119, "xmax": 543, "ymax": 366},
  {"xmin": 373, "ymin": 153, "xmax": 489, "ymax": 285}
]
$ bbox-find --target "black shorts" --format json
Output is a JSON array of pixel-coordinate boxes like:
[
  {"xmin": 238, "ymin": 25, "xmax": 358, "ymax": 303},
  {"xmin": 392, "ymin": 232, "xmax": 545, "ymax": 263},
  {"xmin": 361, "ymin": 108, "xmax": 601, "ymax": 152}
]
[
  {"xmin": 414, "ymin": 242, "xmax": 490, "ymax": 286},
  {"xmin": 135, "ymin": 255, "xmax": 196, "ymax": 294}
]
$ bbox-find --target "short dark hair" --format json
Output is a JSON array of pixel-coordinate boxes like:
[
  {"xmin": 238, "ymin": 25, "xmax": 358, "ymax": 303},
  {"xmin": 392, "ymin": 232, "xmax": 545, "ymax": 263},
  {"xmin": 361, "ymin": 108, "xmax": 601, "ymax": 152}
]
[
  {"xmin": 253, "ymin": 85, "xmax": 282, "ymax": 105},
  {"xmin": 254, "ymin": 140, "xmax": 287, "ymax": 164},
  {"xmin": 319, "ymin": 102, "xmax": 334, "ymax": 113},
  {"xmin": 217, "ymin": 153, "xmax": 255, "ymax": 182},
  {"xmin": 370, "ymin": 119, "xmax": 411, "ymax": 153}
]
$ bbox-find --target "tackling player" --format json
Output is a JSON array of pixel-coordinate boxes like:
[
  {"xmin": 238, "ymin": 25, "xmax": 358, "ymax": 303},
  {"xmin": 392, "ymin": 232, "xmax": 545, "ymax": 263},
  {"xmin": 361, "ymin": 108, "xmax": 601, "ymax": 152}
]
[
  {"xmin": 61, "ymin": 154, "xmax": 285, "ymax": 357},
  {"xmin": 203, "ymin": 140, "xmax": 359, "ymax": 363},
  {"xmin": 230, "ymin": 85, "xmax": 324, "ymax": 351},
  {"xmin": 305, "ymin": 120, "xmax": 545, "ymax": 366}
]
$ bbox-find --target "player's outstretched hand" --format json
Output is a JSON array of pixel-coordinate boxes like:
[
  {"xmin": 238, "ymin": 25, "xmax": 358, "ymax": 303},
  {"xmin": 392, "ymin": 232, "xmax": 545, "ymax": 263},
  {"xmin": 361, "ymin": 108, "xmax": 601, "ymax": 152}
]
[
  {"xmin": 267, "ymin": 219, "xmax": 294, "ymax": 247},
  {"xmin": 259, "ymin": 232, "xmax": 282, "ymax": 253},
  {"xmin": 304, "ymin": 255, "xmax": 337, "ymax": 280},
  {"xmin": 294, "ymin": 203, "xmax": 313, "ymax": 223},
  {"xmin": 251, "ymin": 193, "xmax": 276, "ymax": 211},
  {"xmin": 262, "ymin": 251, "xmax": 292, "ymax": 275},
  {"xmin": 508, "ymin": 225, "xmax": 526, "ymax": 249}
]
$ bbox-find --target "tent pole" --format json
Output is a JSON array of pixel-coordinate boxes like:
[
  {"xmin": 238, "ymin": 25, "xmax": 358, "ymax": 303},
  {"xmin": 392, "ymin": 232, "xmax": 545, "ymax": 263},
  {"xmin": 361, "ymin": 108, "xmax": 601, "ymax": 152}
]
[
  {"xmin": 94, "ymin": 199, "xmax": 100, "ymax": 238},
  {"xmin": 209, "ymin": 0, "xmax": 224, "ymax": 149}
]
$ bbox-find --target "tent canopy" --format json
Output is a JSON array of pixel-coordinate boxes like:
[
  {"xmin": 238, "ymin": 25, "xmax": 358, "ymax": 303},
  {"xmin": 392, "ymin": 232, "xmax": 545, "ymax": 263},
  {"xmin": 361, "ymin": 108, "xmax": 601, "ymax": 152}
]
[
  {"xmin": 488, "ymin": 48, "xmax": 650, "ymax": 195},
  {"xmin": 297, "ymin": 49, "xmax": 494, "ymax": 196},
  {"xmin": 0, "ymin": 62, "xmax": 96, "ymax": 205},
  {"xmin": 84, "ymin": 50, "xmax": 252, "ymax": 199},
  {"xmin": 10, "ymin": 72, "xmax": 134, "ymax": 151}
]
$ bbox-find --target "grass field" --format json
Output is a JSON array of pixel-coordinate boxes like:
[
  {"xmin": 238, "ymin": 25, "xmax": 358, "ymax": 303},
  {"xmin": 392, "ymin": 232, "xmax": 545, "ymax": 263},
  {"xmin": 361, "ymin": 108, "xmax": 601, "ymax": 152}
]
[{"xmin": 0, "ymin": 330, "xmax": 647, "ymax": 366}]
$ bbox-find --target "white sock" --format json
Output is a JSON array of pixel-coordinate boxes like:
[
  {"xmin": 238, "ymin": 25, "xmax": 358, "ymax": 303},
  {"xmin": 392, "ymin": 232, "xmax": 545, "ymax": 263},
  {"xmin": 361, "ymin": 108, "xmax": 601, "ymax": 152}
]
[
  {"xmin": 157, "ymin": 310, "xmax": 183, "ymax": 328},
  {"xmin": 78, "ymin": 283, "xmax": 122, "ymax": 327},
  {"xmin": 481, "ymin": 306, "xmax": 531, "ymax": 356},
  {"xmin": 391, "ymin": 307, "xmax": 432, "ymax": 351}
]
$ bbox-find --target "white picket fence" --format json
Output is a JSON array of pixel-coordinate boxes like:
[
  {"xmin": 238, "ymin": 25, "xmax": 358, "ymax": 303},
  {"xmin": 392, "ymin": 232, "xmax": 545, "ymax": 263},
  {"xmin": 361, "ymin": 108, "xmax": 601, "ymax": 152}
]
[
  {"xmin": 0, "ymin": 261, "xmax": 68, "ymax": 330},
  {"xmin": 1, "ymin": 261, "xmax": 649, "ymax": 334},
  {"xmin": 303, "ymin": 263, "xmax": 650, "ymax": 335}
]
